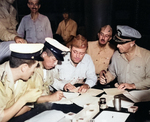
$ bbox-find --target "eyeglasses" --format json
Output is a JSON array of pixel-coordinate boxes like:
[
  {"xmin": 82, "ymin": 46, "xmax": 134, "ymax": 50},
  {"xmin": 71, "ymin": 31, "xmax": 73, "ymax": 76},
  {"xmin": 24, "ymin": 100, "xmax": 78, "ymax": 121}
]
[
  {"xmin": 28, "ymin": 2, "xmax": 39, "ymax": 6},
  {"xmin": 100, "ymin": 32, "xmax": 111, "ymax": 38}
]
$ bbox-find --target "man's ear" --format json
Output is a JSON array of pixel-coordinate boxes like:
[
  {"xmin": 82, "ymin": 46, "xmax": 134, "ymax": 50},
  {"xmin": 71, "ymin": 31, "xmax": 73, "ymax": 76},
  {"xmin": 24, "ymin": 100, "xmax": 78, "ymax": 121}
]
[
  {"xmin": 41, "ymin": 51, "xmax": 47, "ymax": 58},
  {"xmin": 39, "ymin": 4, "xmax": 41, "ymax": 9},
  {"xmin": 20, "ymin": 64, "xmax": 28, "ymax": 73},
  {"xmin": 108, "ymin": 36, "xmax": 112, "ymax": 41},
  {"xmin": 130, "ymin": 40, "xmax": 135, "ymax": 47},
  {"xmin": 97, "ymin": 33, "xmax": 100, "ymax": 38},
  {"xmin": 27, "ymin": 3, "xmax": 30, "ymax": 8}
]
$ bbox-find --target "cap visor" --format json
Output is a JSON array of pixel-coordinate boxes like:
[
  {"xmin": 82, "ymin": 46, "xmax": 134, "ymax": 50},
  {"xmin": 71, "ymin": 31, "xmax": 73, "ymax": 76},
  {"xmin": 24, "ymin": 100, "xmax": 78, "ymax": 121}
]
[{"xmin": 113, "ymin": 35, "xmax": 131, "ymax": 44}]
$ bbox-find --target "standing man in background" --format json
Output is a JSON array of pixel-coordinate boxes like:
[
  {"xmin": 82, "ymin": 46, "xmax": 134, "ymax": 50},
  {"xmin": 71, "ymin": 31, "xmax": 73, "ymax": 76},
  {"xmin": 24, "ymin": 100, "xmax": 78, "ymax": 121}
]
[
  {"xmin": 17, "ymin": 0, "xmax": 53, "ymax": 43},
  {"xmin": 0, "ymin": 0, "xmax": 26, "ymax": 64},
  {"xmin": 56, "ymin": 8, "xmax": 77, "ymax": 47},
  {"xmin": 87, "ymin": 25, "xmax": 116, "ymax": 80}
]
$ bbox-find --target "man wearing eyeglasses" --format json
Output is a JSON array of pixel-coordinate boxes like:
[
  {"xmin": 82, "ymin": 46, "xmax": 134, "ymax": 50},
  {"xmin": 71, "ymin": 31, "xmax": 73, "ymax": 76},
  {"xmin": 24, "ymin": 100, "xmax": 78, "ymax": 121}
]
[
  {"xmin": 52, "ymin": 34, "xmax": 97, "ymax": 93},
  {"xmin": 87, "ymin": 25, "xmax": 116, "ymax": 80},
  {"xmin": 17, "ymin": 0, "xmax": 53, "ymax": 43}
]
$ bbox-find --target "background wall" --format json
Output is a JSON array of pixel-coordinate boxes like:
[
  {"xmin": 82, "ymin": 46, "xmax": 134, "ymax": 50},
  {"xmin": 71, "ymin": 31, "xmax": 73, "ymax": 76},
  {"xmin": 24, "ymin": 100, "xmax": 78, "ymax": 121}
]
[{"xmin": 13, "ymin": 0, "xmax": 150, "ymax": 50}]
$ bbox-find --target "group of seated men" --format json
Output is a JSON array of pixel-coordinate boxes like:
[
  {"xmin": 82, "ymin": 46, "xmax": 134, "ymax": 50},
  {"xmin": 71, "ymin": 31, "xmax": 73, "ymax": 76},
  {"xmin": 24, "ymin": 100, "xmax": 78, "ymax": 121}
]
[{"xmin": 0, "ymin": 0, "xmax": 150, "ymax": 122}]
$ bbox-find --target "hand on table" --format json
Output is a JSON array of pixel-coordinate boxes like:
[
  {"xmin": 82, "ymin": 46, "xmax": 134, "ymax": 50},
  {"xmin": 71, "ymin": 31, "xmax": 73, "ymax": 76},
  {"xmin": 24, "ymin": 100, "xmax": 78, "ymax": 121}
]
[
  {"xmin": 64, "ymin": 83, "xmax": 76, "ymax": 92},
  {"xmin": 78, "ymin": 84, "xmax": 90, "ymax": 93},
  {"xmin": 99, "ymin": 70, "xmax": 107, "ymax": 85},
  {"xmin": 118, "ymin": 83, "xmax": 136, "ymax": 90}
]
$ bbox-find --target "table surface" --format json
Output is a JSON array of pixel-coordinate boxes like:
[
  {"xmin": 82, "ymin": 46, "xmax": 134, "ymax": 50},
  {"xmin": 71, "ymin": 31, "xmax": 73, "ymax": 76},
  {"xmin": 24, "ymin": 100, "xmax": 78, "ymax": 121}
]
[{"xmin": 26, "ymin": 83, "xmax": 150, "ymax": 122}]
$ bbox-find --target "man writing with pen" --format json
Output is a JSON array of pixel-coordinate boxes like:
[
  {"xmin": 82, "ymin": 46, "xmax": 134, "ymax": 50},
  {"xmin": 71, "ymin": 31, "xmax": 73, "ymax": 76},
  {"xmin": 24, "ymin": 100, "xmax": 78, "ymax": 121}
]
[
  {"xmin": 100, "ymin": 25, "xmax": 150, "ymax": 90},
  {"xmin": 9, "ymin": 38, "xmax": 70, "ymax": 122}
]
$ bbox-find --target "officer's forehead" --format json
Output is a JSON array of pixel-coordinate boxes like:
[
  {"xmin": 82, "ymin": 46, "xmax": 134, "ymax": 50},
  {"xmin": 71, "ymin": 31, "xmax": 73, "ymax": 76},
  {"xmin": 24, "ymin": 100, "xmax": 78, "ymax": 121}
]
[
  {"xmin": 101, "ymin": 25, "xmax": 112, "ymax": 35},
  {"xmin": 28, "ymin": 0, "xmax": 39, "ymax": 3}
]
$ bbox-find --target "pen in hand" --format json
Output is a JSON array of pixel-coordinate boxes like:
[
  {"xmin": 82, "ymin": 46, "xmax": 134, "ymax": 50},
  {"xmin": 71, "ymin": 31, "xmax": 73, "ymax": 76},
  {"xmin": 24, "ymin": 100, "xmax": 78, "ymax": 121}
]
[{"xmin": 102, "ymin": 70, "xmax": 107, "ymax": 83}]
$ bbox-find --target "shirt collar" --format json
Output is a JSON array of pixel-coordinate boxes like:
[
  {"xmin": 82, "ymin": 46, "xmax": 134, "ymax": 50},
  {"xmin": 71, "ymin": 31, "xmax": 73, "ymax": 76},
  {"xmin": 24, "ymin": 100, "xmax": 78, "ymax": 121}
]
[
  {"xmin": 95, "ymin": 40, "xmax": 110, "ymax": 50},
  {"xmin": 134, "ymin": 45, "xmax": 142, "ymax": 57},
  {"xmin": 29, "ymin": 13, "xmax": 41, "ymax": 21},
  {"xmin": 120, "ymin": 44, "xmax": 142, "ymax": 59}
]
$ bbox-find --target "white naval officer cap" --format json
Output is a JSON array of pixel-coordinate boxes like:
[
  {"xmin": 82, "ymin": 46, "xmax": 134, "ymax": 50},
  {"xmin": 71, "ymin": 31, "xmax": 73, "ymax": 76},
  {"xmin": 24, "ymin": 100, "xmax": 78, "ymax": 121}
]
[
  {"xmin": 113, "ymin": 25, "xmax": 141, "ymax": 44},
  {"xmin": 44, "ymin": 37, "xmax": 70, "ymax": 61},
  {"xmin": 9, "ymin": 43, "xmax": 44, "ymax": 61}
]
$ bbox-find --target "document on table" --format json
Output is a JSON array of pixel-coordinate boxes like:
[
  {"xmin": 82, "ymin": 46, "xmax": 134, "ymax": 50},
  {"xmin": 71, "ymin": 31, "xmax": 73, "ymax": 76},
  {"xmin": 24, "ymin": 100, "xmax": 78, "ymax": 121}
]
[
  {"xmin": 71, "ymin": 94, "xmax": 99, "ymax": 107},
  {"xmin": 94, "ymin": 111, "xmax": 130, "ymax": 122},
  {"xmin": 81, "ymin": 88, "xmax": 104, "ymax": 96},
  {"xmin": 104, "ymin": 88, "xmax": 124, "ymax": 96},
  {"xmin": 123, "ymin": 90, "xmax": 150, "ymax": 103},
  {"xmin": 25, "ymin": 110, "xmax": 65, "ymax": 122},
  {"xmin": 52, "ymin": 92, "xmax": 80, "ymax": 104}
]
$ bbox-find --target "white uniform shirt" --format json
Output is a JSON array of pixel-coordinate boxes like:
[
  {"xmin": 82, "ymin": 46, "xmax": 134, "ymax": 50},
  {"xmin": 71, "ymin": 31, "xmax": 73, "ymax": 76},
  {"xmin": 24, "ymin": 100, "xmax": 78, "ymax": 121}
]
[{"xmin": 53, "ymin": 53, "xmax": 97, "ymax": 90}]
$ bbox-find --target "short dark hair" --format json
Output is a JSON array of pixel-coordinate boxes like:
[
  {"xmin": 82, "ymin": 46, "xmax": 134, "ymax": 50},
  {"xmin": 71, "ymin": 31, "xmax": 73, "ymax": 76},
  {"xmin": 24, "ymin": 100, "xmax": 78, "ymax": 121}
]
[
  {"xmin": 43, "ymin": 46, "xmax": 54, "ymax": 57},
  {"xmin": 9, "ymin": 56, "xmax": 36, "ymax": 68},
  {"xmin": 27, "ymin": 0, "xmax": 41, "ymax": 5}
]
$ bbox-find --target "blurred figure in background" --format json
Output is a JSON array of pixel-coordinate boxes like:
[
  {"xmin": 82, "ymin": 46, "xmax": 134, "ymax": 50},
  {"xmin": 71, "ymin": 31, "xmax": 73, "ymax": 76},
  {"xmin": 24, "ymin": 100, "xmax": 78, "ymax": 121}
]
[
  {"xmin": 0, "ymin": 0, "xmax": 26, "ymax": 64},
  {"xmin": 56, "ymin": 8, "xmax": 77, "ymax": 47}
]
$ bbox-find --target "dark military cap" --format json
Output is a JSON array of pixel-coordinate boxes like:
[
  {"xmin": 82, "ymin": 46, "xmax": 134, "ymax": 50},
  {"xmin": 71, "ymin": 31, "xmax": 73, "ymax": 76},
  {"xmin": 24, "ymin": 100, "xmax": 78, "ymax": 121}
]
[
  {"xmin": 9, "ymin": 43, "xmax": 44, "ymax": 61},
  {"xmin": 44, "ymin": 38, "xmax": 70, "ymax": 61}
]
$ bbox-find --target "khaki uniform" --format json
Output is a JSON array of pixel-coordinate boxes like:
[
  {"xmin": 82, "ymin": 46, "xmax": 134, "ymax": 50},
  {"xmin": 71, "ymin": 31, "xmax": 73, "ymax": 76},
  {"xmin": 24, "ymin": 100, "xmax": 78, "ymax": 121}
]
[
  {"xmin": 0, "ymin": 62, "xmax": 29, "ymax": 121},
  {"xmin": 56, "ymin": 19, "xmax": 77, "ymax": 42},
  {"xmin": 27, "ymin": 62, "xmax": 59, "ymax": 95},
  {"xmin": 0, "ymin": 1, "xmax": 17, "ymax": 41},
  {"xmin": 108, "ymin": 45, "xmax": 150, "ymax": 89},
  {"xmin": 87, "ymin": 41, "xmax": 115, "ymax": 74}
]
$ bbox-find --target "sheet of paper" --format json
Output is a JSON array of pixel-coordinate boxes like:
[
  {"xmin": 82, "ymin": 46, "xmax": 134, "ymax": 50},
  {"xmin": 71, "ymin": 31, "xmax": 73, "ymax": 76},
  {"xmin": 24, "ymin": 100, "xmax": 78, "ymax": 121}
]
[
  {"xmin": 81, "ymin": 88, "xmax": 104, "ymax": 96},
  {"xmin": 25, "ymin": 110, "xmax": 65, "ymax": 122},
  {"xmin": 71, "ymin": 94, "xmax": 99, "ymax": 107},
  {"xmin": 104, "ymin": 88, "xmax": 124, "ymax": 96},
  {"xmin": 62, "ymin": 92, "xmax": 79, "ymax": 99},
  {"xmin": 94, "ymin": 111, "xmax": 130, "ymax": 122},
  {"xmin": 52, "ymin": 92, "xmax": 80, "ymax": 104},
  {"xmin": 123, "ymin": 90, "xmax": 150, "ymax": 103}
]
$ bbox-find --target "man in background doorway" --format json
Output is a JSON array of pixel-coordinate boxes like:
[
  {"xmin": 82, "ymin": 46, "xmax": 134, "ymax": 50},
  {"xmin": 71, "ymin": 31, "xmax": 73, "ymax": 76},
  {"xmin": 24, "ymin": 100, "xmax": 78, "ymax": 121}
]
[
  {"xmin": 56, "ymin": 8, "xmax": 77, "ymax": 47},
  {"xmin": 17, "ymin": 0, "xmax": 53, "ymax": 43}
]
